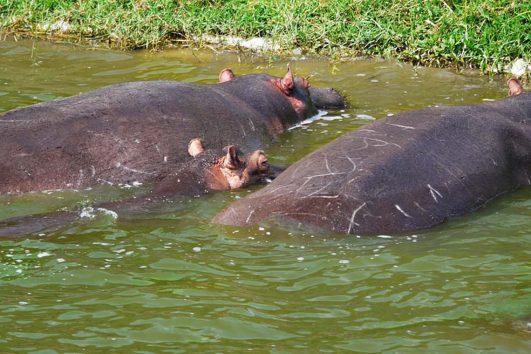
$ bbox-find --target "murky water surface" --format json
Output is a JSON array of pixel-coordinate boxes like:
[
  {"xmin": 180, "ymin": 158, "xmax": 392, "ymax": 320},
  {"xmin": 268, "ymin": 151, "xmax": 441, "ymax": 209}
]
[{"xmin": 0, "ymin": 39, "xmax": 530, "ymax": 353}]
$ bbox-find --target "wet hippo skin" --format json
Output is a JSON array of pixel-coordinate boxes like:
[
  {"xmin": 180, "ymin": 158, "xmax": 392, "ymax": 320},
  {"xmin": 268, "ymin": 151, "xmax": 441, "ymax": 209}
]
[
  {"xmin": 0, "ymin": 69, "xmax": 339, "ymax": 194},
  {"xmin": 308, "ymin": 87, "xmax": 346, "ymax": 109},
  {"xmin": 214, "ymin": 92, "xmax": 531, "ymax": 235}
]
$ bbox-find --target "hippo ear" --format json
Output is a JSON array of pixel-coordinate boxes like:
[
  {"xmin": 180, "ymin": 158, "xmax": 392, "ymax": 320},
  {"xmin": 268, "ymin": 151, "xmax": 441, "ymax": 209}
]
[
  {"xmin": 219, "ymin": 68, "xmax": 235, "ymax": 83},
  {"xmin": 507, "ymin": 78, "xmax": 524, "ymax": 96},
  {"xmin": 276, "ymin": 66, "xmax": 295, "ymax": 95},
  {"xmin": 188, "ymin": 138, "xmax": 204, "ymax": 157},
  {"xmin": 224, "ymin": 145, "xmax": 243, "ymax": 169}
]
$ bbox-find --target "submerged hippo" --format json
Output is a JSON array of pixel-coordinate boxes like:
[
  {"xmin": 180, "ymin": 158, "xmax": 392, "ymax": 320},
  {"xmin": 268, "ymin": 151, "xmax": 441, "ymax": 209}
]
[
  {"xmin": 214, "ymin": 80, "xmax": 531, "ymax": 235},
  {"xmin": 0, "ymin": 139, "xmax": 271, "ymax": 237},
  {"xmin": 151, "ymin": 138, "xmax": 271, "ymax": 196},
  {"xmin": 0, "ymin": 68, "xmax": 344, "ymax": 194}
]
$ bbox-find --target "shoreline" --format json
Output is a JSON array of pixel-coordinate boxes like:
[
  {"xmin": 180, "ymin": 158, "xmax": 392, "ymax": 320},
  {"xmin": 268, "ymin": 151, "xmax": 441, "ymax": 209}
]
[{"xmin": 3, "ymin": 30, "xmax": 529, "ymax": 80}]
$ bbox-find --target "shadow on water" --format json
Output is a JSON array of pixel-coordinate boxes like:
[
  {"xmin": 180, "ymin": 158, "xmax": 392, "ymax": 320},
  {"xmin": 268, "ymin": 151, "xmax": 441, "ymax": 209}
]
[{"xmin": 0, "ymin": 39, "xmax": 530, "ymax": 353}]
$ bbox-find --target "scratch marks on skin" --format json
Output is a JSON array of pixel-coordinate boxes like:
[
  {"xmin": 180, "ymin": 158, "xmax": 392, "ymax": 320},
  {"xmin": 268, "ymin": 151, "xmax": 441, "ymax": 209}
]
[
  {"xmin": 347, "ymin": 202, "xmax": 367, "ymax": 234},
  {"xmin": 303, "ymin": 182, "xmax": 339, "ymax": 199},
  {"xmin": 115, "ymin": 162, "xmax": 156, "ymax": 175},
  {"xmin": 427, "ymin": 184, "xmax": 443, "ymax": 202},
  {"xmin": 97, "ymin": 178, "xmax": 114, "ymax": 186},
  {"xmin": 152, "ymin": 144, "xmax": 168, "ymax": 163},
  {"xmin": 91, "ymin": 165, "xmax": 96, "ymax": 177},
  {"xmin": 324, "ymin": 155, "xmax": 333, "ymax": 174},
  {"xmin": 428, "ymin": 153, "xmax": 471, "ymax": 194},
  {"xmin": 75, "ymin": 169, "xmax": 84, "ymax": 188},
  {"xmin": 343, "ymin": 154, "xmax": 361, "ymax": 173},
  {"xmin": 295, "ymin": 153, "xmax": 361, "ymax": 199},
  {"xmin": 261, "ymin": 185, "xmax": 293, "ymax": 198},
  {"xmin": 414, "ymin": 202, "xmax": 428, "ymax": 212},
  {"xmin": 352, "ymin": 137, "xmax": 402, "ymax": 151},
  {"xmin": 395, "ymin": 204, "xmax": 412, "ymax": 218},
  {"xmin": 225, "ymin": 206, "xmax": 239, "ymax": 220},
  {"xmin": 470, "ymin": 190, "xmax": 508, "ymax": 212},
  {"xmin": 358, "ymin": 128, "xmax": 378, "ymax": 134},
  {"xmin": 296, "ymin": 153, "xmax": 361, "ymax": 198},
  {"xmin": 245, "ymin": 209, "xmax": 255, "ymax": 223},
  {"xmin": 386, "ymin": 123, "xmax": 415, "ymax": 130},
  {"xmin": 247, "ymin": 116, "xmax": 255, "ymax": 132}
]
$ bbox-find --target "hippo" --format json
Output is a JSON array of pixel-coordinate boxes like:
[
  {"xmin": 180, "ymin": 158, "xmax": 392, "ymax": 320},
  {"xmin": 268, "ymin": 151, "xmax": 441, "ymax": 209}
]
[
  {"xmin": 0, "ymin": 139, "xmax": 271, "ymax": 238},
  {"xmin": 0, "ymin": 68, "xmax": 344, "ymax": 194},
  {"xmin": 214, "ymin": 80, "xmax": 531, "ymax": 235}
]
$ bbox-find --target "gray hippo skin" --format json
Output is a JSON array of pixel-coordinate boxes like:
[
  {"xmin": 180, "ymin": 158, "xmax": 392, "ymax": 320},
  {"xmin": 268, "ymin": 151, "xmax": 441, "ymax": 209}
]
[
  {"xmin": 214, "ymin": 90, "xmax": 531, "ymax": 235},
  {"xmin": 308, "ymin": 87, "xmax": 346, "ymax": 109},
  {"xmin": 0, "ymin": 68, "xmax": 341, "ymax": 194}
]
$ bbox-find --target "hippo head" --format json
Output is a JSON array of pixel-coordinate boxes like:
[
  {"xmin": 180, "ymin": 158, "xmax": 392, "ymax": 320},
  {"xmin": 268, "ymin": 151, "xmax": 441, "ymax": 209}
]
[
  {"xmin": 219, "ymin": 67, "xmax": 347, "ymax": 114},
  {"xmin": 188, "ymin": 138, "xmax": 271, "ymax": 191},
  {"xmin": 219, "ymin": 67, "xmax": 346, "ymax": 120},
  {"xmin": 153, "ymin": 141, "xmax": 273, "ymax": 196},
  {"xmin": 207, "ymin": 145, "xmax": 270, "ymax": 191}
]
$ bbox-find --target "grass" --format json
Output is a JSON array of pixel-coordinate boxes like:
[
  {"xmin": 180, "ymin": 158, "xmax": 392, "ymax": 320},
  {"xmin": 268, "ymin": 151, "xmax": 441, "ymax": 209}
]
[{"xmin": 0, "ymin": 0, "xmax": 529, "ymax": 73}]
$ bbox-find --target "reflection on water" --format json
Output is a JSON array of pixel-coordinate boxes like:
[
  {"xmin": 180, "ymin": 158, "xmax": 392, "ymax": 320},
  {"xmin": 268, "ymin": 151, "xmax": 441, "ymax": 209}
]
[{"xmin": 0, "ymin": 39, "xmax": 530, "ymax": 353}]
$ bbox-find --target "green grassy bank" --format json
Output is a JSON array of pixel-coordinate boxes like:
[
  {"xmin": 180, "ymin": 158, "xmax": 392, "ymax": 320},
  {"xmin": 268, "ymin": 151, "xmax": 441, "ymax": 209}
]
[{"xmin": 1, "ymin": 0, "xmax": 529, "ymax": 73}]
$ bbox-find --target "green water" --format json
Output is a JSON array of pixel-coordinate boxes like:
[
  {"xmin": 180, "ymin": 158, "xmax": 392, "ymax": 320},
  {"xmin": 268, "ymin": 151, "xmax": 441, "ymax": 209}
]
[{"xmin": 0, "ymin": 39, "xmax": 530, "ymax": 353}]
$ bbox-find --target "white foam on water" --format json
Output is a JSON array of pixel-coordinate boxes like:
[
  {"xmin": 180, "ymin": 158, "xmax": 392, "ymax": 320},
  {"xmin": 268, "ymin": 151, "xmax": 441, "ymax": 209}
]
[
  {"xmin": 79, "ymin": 207, "xmax": 118, "ymax": 220},
  {"xmin": 290, "ymin": 111, "xmax": 378, "ymax": 131},
  {"xmin": 288, "ymin": 110, "xmax": 332, "ymax": 130}
]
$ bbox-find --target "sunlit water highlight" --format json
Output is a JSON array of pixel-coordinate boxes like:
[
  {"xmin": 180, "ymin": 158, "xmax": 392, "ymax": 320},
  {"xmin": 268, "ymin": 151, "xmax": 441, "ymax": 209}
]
[{"xmin": 0, "ymin": 39, "xmax": 530, "ymax": 353}]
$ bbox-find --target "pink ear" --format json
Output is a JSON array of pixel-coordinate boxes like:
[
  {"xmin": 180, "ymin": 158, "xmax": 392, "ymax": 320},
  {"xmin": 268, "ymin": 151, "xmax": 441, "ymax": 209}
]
[
  {"xmin": 223, "ymin": 145, "xmax": 242, "ymax": 169},
  {"xmin": 219, "ymin": 68, "xmax": 235, "ymax": 83},
  {"xmin": 507, "ymin": 78, "xmax": 524, "ymax": 96},
  {"xmin": 227, "ymin": 145, "xmax": 238, "ymax": 161},
  {"xmin": 188, "ymin": 138, "xmax": 204, "ymax": 157},
  {"xmin": 274, "ymin": 66, "xmax": 294, "ymax": 95}
]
